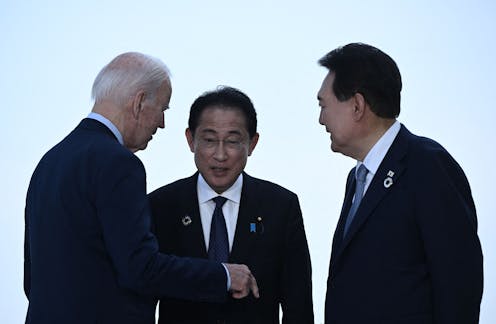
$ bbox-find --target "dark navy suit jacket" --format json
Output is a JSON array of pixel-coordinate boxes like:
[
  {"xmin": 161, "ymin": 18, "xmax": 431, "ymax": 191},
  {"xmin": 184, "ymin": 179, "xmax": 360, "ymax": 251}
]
[
  {"xmin": 148, "ymin": 172, "xmax": 314, "ymax": 324},
  {"xmin": 325, "ymin": 125, "xmax": 483, "ymax": 324},
  {"xmin": 24, "ymin": 119, "xmax": 227, "ymax": 324}
]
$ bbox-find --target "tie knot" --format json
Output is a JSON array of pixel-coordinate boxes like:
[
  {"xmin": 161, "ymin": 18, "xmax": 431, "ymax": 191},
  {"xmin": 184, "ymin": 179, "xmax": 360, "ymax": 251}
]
[
  {"xmin": 356, "ymin": 164, "xmax": 368, "ymax": 183},
  {"xmin": 213, "ymin": 196, "xmax": 227, "ymax": 208}
]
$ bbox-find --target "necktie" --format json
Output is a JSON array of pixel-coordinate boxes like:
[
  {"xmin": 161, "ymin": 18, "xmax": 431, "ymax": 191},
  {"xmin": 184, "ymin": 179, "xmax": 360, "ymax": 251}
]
[
  {"xmin": 208, "ymin": 196, "xmax": 229, "ymax": 262},
  {"xmin": 343, "ymin": 164, "xmax": 368, "ymax": 237}
]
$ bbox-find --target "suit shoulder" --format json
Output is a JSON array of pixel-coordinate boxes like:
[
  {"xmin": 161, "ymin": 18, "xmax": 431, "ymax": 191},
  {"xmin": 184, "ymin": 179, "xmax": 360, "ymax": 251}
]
[
  {"xmin": 405, "ymin": 131, "xmax": 470, "ymax": 188},
  {"xmin": 36, "ymin": 123, "xmax": 142, "ymax": 176},
  {"xmin": 246, "ymin": 175, "xmax": 298, "ymax": 200},
  {"xmin": 87, "ymin": 134, "xmax": 144, "ymax": 175},
  {"xmin": 148, "ymin": 176, "xmax": 192, "ymax": 200},
  {"xmin": 407, "ymin": 133, "xmax": 460, "ymax": 168},
  {"xmin": 409, "ymin": 133, "xmax": 448, "ymax": 154}
]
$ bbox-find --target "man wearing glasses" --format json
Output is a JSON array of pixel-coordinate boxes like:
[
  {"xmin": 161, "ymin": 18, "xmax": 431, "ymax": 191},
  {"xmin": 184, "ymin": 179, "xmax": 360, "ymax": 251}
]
[{"xmin": 149, "ymin": 86, "xmax": 314, "ymax": 324}]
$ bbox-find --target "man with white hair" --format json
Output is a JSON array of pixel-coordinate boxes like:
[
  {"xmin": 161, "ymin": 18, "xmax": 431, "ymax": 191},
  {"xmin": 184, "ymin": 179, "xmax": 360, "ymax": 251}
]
[{"xmin": 24, "ymin": 52, "xmax": 259, "ymax": 324}]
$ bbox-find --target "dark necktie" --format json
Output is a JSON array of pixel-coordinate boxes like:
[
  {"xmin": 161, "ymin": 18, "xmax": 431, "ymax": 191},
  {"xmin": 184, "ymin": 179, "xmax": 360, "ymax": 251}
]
[
  {"xmin": 208, "ymin": 196, "xmax": 229, "ymax": 262},
  {"xmin": 343, "ymin": 164, "xmax": 368, "ymax": 237}
]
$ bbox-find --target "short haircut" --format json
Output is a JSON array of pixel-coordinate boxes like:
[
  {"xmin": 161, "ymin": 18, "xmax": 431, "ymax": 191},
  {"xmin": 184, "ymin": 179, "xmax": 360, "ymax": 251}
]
[
  {"xmin": 188, "ymin": 86, "xmax": 258, "ymax": 139},
  {"xmin": 91, "ymin": 52, "xmax": 170, "ymax": 105},
  {"xmin": 319, "ymin": 43, "xmax": 402, "ymax": 118}
]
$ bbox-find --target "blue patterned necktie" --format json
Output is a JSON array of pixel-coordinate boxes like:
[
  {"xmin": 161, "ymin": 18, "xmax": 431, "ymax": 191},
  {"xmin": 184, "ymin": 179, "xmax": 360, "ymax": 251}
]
[
  {"xmin": 343, "ymin": 164, "xmax": 368, "ymax": 237},
  {"xmin": 208, "ymin": 196, "xmax": 229, "ymax": 262}
]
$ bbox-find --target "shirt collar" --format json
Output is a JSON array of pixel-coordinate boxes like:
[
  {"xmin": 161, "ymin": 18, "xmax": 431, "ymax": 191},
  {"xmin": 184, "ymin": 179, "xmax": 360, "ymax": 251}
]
[
  {"xmin": 197, "ymin": 173, "xmax": 243, "ymax": 204},
  {"xmin": 87, "ymin": 112, "xmax": 124, "ymax": 145},
  {"xmin": 359, "ymin": 120, "xmax": 401, "ymax": 176}
]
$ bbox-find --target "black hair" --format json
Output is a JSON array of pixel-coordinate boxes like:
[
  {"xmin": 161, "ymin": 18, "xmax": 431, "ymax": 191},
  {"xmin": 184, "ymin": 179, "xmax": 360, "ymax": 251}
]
[
  {"xmin": 188, "ymin": 86, "xmax": 257, "ymax": 138},
  {"xmin": 319, "ymin": 43, "xmax": 402, "ymax": 118}
]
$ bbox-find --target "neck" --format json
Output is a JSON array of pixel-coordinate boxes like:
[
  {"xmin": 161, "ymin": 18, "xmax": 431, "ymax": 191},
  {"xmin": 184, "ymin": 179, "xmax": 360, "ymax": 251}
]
[
  {"xmin": 353, "ymin": 118, "xmax": 396, "ymax": 161},
  {"xmin": 92, "ymin": 100, "xmax": 127, "ymax": 136}
]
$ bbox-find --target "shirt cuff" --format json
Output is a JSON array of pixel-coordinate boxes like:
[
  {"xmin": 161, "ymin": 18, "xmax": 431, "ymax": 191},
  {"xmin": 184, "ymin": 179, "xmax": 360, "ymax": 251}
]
[{"xmin": 222, "ymin": 263, "xmax": 231, "ymax": 291}]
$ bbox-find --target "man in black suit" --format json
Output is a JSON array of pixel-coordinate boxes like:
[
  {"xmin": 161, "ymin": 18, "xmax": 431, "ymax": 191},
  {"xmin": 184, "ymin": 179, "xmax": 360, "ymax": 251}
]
[
  {"xmin": 24, "ymin": 52, "xmax": 258, "ymax": 324},
  {"xmin": 318, "ymin": 43, "xmax": 483, "ymax": 323},
  {"xmin": 149, "ymin": 86, "xmax": 314, "ymax": 323}
]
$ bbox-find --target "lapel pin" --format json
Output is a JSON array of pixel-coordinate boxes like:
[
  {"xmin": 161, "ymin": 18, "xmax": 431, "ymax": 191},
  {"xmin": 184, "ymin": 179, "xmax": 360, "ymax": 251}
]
[
  {"xmin": 182, "ymin": 215, "xmax": 192, "ymax": 226},
  {"xmin": 250, "ymin": 217, "xmax": 264, "ymax": 234},
  {"xmin": 384, "ymin": 170, "xmax": 394, "ymax": 188}
]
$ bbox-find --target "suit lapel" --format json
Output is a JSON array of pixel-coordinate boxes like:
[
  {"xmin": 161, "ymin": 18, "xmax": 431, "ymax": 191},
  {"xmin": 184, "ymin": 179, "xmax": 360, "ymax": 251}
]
[
  {"xmin": 229, "ymin": 173, "xmax": 258, "ymax": 263},
  {"xmin": 335, "ymin": 125, "xmax": 411, "ymax": 261},
  {"xmin": 329, "ymin": 169, "xmax": 356, "ymax": 269},
  {"xmin": 179, "ymin": 173, "xmax": 209, "ymax": 258}
]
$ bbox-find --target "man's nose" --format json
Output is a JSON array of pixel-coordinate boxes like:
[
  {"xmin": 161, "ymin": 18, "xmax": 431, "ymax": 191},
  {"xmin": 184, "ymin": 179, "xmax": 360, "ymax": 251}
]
[
  {"xmin": 318, "ymin": 112, "xmax": 324, "ymax": 125},
  {"xmin": 213, "ymin": 141, "xmax": 228, "ymax": 160},
  {"xmin": 158, "ymin": 112, "xmax": 165, "ymax": 129}
]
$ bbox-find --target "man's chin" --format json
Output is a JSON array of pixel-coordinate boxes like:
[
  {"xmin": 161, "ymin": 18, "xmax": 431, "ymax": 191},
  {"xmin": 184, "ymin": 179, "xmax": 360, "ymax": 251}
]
[
  {"xmin": 128, "ymin": 143, "xmax": 148, "ymax": 153},
  {"xmin": 203, "ymin": 176, "xmax": 232, "ymax": 194},
  {"xmin": 330, "ymin": 142, "xmax": 341, "ymax": 153}
]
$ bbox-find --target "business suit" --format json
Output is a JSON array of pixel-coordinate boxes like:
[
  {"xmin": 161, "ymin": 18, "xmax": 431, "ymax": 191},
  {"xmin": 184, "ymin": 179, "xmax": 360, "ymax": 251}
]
[
  {"xmin": 24, "ymin": 118, "xmax": 227, "ymax": 324},
  {"xmin": 148, "ymin": 172, "xmax": 314, "ymax": 324},
  {"xmin": 325, "ymin": 125, "xmax": 483, "ymax": 323}
]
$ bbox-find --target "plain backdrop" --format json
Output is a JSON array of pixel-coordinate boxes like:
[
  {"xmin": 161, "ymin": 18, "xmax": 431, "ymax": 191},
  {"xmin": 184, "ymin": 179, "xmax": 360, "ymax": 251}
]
[{"xmin": 1, "ymin": 1, "xmax": 495, "ymax": 323}]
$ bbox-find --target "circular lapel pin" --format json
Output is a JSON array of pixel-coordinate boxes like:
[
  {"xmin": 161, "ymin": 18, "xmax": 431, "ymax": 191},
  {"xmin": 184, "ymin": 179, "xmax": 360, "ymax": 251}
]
[
  {"xmin": 384, "ymin": 177, "xmax": 393, "ymax": 188},
  {"xmin": 182, "ymin": 215, "xmax": 192, "ymax": 226}
]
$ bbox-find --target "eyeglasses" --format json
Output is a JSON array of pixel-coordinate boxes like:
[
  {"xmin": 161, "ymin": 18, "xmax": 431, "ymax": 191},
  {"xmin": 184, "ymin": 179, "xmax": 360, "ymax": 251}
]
[{"xmin": 197, "ymin": 137, "xmax": 246, "ymax": 151}]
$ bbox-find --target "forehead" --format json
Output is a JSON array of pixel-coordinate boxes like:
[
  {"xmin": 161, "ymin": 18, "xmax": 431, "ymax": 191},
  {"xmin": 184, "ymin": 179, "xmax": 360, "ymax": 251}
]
[
  {"xmin": 318, "ymin": 72, "xmax": 337, "ymax": 104},
  {"xmin": 197, "ymin": 105, "xmax": 248, "ymax": 130},
  {"xmin": 321, "ymin": 72, "xmax": 335, "ymax": 92},
  {"xmin": 157, "ymin": 79, "xmax": 172, "ymax": 99}
]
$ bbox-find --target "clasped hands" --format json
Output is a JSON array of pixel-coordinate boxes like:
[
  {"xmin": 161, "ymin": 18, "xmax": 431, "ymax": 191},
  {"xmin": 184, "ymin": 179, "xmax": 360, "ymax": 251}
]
[{"xmin": 224, "ymin": 264, "xmax": 260, "ymax": 299}]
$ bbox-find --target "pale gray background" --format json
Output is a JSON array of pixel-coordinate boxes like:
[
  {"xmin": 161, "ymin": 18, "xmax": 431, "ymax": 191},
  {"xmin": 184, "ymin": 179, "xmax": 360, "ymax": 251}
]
[{"xmin": 1, "ymin": 1, "xmax": 494, "ymax": 323}]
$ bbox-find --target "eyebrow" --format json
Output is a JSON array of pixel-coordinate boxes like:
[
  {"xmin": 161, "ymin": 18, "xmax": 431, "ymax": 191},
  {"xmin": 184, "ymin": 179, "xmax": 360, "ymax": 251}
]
[{"xmin": 200, "ymin": 129, "xmax": 243, "ymax": 136}]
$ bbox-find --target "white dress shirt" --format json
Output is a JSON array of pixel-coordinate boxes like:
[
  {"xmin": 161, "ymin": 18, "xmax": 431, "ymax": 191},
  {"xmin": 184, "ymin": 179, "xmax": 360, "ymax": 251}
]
[
  {"xmin": 357, "ymin": 120, "xmax": 401, "ymax": 196},
  {"xmin": 197, "ymin": 173, "xmax": 242, "ymax": 251}
]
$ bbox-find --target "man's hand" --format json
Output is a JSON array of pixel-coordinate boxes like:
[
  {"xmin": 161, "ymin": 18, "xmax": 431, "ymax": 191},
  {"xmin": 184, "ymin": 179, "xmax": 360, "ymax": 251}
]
[{"xmin": 224, "ymin": 264, "xmax": 260, "ymax": 299}]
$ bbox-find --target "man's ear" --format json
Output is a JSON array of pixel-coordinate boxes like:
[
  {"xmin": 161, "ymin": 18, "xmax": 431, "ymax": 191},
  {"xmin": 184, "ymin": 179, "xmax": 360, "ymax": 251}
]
[
  {"xmin": 248, "ymin": 133, "xmax": 259, "ymax": 156},
  {"xmin": 352, "ymin": 92, "xmax": 367, "ymax": 121},
  {"xmin": 131, "ymin": 90, "xmax": 146, "ymax": 120},
  {"xmin": 185, "ymin": 128, "xmax": 195, "ymax": 153}
]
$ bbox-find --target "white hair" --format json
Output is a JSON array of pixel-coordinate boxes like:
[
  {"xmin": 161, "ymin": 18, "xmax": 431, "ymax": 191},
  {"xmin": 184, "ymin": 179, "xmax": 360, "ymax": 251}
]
[{"xmin": 91, "ymin": 52, "xmax": 170, "ymax": 105}]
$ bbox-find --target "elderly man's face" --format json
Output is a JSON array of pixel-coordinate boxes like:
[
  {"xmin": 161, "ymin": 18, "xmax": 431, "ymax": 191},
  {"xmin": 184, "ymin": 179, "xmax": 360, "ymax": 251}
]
[{"xmin": 126, "ymin": 80, "xmax": 171, "ymax": 152}]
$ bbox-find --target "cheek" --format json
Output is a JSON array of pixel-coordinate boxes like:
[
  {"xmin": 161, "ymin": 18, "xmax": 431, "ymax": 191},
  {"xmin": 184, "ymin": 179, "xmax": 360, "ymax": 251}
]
[
  {"xmin": 232, "ymin": 152, "xmax": 249, "ymax": 168},
  {"xmin": 194, "ymin": 150, "xmax": 211, "ymax": 166}
]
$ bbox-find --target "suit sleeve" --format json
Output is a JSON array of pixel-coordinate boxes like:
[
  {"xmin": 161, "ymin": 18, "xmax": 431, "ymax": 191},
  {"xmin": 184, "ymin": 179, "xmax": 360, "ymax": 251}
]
[
  {"xmin": 280, "ymin": 194, "xmax": 314, "ymax": 324},
  {"xmin": 415, "ymin": 150, "xmax": 483, "ymax": 323},
  {"xmin": 95, "ymin": 153, "xmax": 227, "ymax": 302}
]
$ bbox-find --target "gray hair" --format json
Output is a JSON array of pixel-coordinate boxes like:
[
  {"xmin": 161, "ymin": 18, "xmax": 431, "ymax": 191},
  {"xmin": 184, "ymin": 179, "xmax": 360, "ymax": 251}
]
[{"xmin": 91, "ymin": 52, "xmax": 170, "ymax": 105}]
